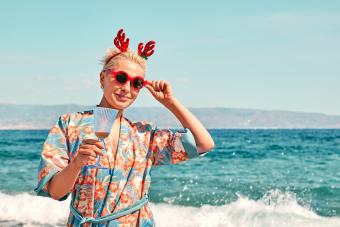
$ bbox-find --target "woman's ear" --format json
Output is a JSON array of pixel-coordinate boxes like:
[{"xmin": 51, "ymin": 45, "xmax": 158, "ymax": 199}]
[{"xmin": 99, "ymin": 72, "xmax": 104, "ymax": 87}]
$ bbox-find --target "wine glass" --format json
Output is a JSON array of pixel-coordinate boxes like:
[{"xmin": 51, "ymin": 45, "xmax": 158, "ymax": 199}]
[{"xmin": 86, "ymin": 106, "xmax": 118, "ymax": 169}]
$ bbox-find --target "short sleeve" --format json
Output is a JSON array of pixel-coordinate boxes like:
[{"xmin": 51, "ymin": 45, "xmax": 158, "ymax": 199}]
[
  {"xmin": 149, "ymin": 127, "xmax": 202, "ymax": 166},
  {"xmin": 34, "ymin": 114, "xmax": 70, "ymax": 201}
]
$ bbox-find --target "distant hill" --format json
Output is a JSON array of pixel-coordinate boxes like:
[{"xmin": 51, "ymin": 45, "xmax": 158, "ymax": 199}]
[{"xmin": 0, "ymin": 104, "xmax": 340, "ymax": 129}]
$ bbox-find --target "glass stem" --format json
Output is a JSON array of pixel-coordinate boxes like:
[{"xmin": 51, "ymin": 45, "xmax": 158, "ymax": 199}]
[{"xmin": 97, "ymin": 138, "xmax": 106, "ymax": 166}]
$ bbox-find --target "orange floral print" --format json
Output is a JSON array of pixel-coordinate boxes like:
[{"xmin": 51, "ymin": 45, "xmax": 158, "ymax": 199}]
[{"xmin": 35, "ymin": 110, "xmax": 202, "ymax": 226}]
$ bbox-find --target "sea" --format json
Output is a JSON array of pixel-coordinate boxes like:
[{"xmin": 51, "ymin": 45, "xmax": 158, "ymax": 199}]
[{"xmin": 0, "ymin": 129, "xmax": 340, "ymax": 227}]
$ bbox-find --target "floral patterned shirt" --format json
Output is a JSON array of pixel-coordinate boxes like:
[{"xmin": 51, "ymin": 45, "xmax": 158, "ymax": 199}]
[{"xmin": 35, "ymin": 109, "xmax": 203, "ymax": 226}]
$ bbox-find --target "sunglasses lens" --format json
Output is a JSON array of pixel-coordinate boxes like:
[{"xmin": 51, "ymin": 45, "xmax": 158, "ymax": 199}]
[
  {"xmin": 133, "ymin": 78, "xmax": 144, "ymax": 89},
  {"xmin": 115, "ymin": 72, "xmax": 128, "ymax": 84}
]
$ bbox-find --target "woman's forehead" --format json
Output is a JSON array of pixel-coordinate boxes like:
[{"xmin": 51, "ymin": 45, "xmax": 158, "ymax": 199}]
[{"xmin": 108, "ymin": 59, "xmax": 145, "ymax": 76}]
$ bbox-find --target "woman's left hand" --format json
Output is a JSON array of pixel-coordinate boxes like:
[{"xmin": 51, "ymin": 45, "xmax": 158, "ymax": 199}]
[{"xmin": 145, "ymin": 80, "xmax": 175, "ymax": 106}]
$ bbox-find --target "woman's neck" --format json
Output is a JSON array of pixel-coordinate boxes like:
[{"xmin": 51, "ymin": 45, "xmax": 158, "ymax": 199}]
[
  {"xmin": 97, "ymin": 96, "xmax": 123, "ymax": 114},
  {"xmin": 97, "ymin": 96, "xmax": 112, "ymax": 108}
]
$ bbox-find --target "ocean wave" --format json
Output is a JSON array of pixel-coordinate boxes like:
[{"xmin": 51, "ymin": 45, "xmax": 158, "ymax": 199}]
[{"xmin": 1, "ymin": 190, "xmax": 340, "ymax": 227}]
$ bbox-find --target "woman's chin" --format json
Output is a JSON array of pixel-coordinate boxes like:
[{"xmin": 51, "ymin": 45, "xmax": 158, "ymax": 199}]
[{"xmin": 109, "ymin": 100, "xmax": 132, "ymax": 110}]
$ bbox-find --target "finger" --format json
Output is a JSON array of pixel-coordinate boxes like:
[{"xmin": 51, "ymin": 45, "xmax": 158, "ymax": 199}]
[
  {"xmin": 163, "ymin": 81, "xmax": 172, "ymax": 93},
  {"xmin": 158, "ymin": 81, "xmax": 163, "ymax": 91},
  {"xmin": 151, "ymin": 80, "xmax": 157, "ymax": 90},
  {"xmin": 88, "ymin": 156, "xmax": 96, "ymax": 162},
  {"xmin": 145, "ymin": 80, "xmax": 152, "ymax": 86},
  {"xmin": 145, "ymin": 84, "xmax": 158, "ymax": 97},
  {"xmin": 81, "ymin": 144, "xmax": 103, "ymax": 155},
  {"xmin": 83, "ymin": 138, "xmax": 100, "ymax": 143},
  {"xmin": 79, "ymin": 149, "xmax": 98, "ymax": 158},
  {"xmin": 154, "ymin": 80, "xmax": 161, "ymax": 91},
  {"xmin": 82, "ymin": 139, "xmax": 104, "ymax": 149},
  {"xmin": 159, "ymin": 81, "xmax": 166, "ymax": 91},
  {"xmin": 83, "ymin": 140, "xmax": 104, "ymax": 149},
  {"xmin": 79, "ymin": 155, "xmax": 96, "ymax": 162}
]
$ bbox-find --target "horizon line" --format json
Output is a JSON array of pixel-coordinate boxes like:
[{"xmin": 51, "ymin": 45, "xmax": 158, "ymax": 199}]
[{"xmin": 0, "ymin": 102, "xmax": 340, "ymax": 117}]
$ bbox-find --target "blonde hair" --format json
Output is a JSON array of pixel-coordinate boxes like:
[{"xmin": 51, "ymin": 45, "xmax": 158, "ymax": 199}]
[{"xmin": 101, "ymin": 48, "xmax": 147, "ymax": 71}]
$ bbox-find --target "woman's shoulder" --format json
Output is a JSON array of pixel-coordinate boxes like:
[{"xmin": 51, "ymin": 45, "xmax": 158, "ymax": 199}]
[
  {"xmin": 123, "ymin": 117, "xmax": 154, "ymax": 132},
  {"xmin": 56, "ymin": 109, "xmax": 93, "ymax": 126}
]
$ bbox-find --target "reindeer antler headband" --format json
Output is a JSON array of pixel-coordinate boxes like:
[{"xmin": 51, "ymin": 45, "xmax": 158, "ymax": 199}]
[{"xmin": 105, "ymin": 28, "xmax": 156, "ymax": 64}]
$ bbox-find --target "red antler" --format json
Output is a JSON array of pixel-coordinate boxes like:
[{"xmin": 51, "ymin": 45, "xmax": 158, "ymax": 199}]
[
  {"xmin": 138, "ymin": 41, "xmax": 156, "ymax": 59},
  {"xmin": 114, "ymin": 29, "xmax": 129, "ymax": 52}
]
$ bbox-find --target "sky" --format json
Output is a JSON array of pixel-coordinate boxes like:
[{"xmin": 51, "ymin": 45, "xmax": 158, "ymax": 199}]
[{"xmin": 0, "ymin": 0, "xmax": 339, "ymax": 115}]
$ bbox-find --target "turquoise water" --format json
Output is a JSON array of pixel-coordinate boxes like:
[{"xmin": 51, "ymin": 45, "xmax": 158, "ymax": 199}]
[{"xmin": 1, "ymin": 129, "xmax": 340, "ymax": 226}]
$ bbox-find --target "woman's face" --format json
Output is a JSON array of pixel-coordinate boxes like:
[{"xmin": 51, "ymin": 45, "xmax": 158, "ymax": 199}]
[{"xmin": 99, "ymin": 59, "xmax": 145, "ymax": 110}]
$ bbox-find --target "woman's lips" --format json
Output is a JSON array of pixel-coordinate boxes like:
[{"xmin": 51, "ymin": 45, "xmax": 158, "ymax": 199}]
[{"xmin": 115, "ymin": 93, "xmax": 131, "ymax": 102}]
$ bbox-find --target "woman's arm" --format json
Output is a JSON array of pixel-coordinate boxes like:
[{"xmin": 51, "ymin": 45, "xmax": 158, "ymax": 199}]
[
  {"xmin": 146, "ymin": 81, "xmax": 215, "ymax": 153},
  {"xmin": 163, "ymin": 97, "xmax": 214, "ymax": 153},
  {"xmin": 47, "ymin": 139, "xmax": 103, "ymax": 200},
  {"xmin": 47, "ymin": 160, "xmax": 81, "ymax": 200}
]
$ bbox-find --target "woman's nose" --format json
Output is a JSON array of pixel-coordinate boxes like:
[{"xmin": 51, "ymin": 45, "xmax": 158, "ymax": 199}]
[{"xmin": 120, "ymin": 81, "xmax": 131, "ymax": 92}]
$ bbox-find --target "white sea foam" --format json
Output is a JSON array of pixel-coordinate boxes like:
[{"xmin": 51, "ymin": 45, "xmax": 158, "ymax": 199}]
[{"xmin": 1, "ymin": 190, "xmax": 340, "ymax": 227}]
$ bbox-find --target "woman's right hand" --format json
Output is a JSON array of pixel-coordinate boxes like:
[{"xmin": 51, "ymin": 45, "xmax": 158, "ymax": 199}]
[{"xmin": 72, "ymin": 139, "xmax": 104, "ymax": 169}]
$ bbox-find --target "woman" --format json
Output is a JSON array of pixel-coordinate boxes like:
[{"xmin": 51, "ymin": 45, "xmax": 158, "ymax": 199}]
[{"xmin": 35, "ymin": 29, "xmax": 214, "ymax": 226}]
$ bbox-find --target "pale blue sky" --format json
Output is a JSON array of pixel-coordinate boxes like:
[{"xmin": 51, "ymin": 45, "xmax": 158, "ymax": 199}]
[{"xmin": 0, "ymin": 0, "xmax": 339, "ymax": 115}]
